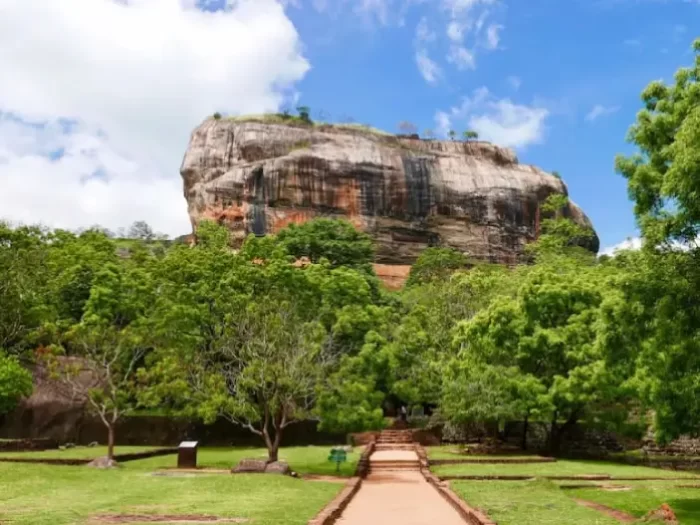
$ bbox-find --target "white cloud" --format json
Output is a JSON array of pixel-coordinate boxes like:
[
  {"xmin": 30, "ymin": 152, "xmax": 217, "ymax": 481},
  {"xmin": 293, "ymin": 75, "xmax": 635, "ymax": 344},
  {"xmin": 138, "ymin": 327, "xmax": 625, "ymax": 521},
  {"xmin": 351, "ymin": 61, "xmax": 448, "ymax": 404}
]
[
  {"xmin": 585, "ymin": 104, "xmax": 621, "ymax": 122},
  {"xmin": 507, "ymin": 75, "xmax": 522, "ymax": 90},
  {"xmin": 485, "ymin": 23, "xmax": 503, "ymax": 49},
  {"xmin": 599, "ymin": 237, "xmax": 642, "ymax": 256},
  {"xmin": 624, "ymin": 38, "xmax": 642, "ymax": 46},
  {"xmin": 416, "ymin": 16, "xmax": 437, "ymax": 43},
  {"xmin": 447, "ymin": 45, "xmax": 476, "ymax": 70},
  {"xmin": 416, "ymin": 49, "xmax": 443, "ymax": 84},
  {"xmin": 599, "ymin": 235, "xmax": 700, "ymax": 256},
  {"xmin": 447, "ymin": 20, "xmax": 466, "ymax": 42},
  {"xmin": 0, "ymin": 0, "xmax": 309, "ymax": 236},
  {"xmin": 435, "ymin": 87, "xmax": 549, "ymax": 149}
]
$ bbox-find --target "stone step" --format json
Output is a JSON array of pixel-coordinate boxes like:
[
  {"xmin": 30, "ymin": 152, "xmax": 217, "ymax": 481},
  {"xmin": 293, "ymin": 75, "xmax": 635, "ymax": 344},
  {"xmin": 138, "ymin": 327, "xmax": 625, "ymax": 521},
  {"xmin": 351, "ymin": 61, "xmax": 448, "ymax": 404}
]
[
  {"xmin": 369, "ymin": 464, "xmax": 421, "ymax": 471},
  {"xmin": 374, "ymin": 444, "xmax": 416, "ymax": 451}
]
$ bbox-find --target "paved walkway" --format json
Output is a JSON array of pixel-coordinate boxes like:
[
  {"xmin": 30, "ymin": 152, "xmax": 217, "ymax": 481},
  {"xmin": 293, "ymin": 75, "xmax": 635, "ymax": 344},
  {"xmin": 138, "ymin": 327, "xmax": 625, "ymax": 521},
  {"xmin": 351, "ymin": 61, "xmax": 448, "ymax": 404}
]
[
  {"xmin": 337, "ymin": 451, "xmax": 466, "ymax": 525},
  {"xmin": 369, "ymin": 450, "xmax": 419, "ymax": 461}
]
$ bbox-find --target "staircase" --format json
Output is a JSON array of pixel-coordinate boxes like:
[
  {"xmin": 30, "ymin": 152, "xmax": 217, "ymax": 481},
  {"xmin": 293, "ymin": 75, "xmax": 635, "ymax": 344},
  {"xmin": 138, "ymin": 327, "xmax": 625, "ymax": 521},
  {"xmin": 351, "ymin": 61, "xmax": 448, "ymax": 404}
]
[{"xmin": 368, "ymin": 429, "xmax": 420, "ymax": 473}]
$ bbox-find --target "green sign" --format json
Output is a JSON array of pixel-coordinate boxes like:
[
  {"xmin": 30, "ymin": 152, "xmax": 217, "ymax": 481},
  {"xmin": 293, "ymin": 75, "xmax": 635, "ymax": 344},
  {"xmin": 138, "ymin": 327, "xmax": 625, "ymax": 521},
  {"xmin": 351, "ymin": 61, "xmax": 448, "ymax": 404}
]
[{"xmin": 328, "ymin": 448, "xmax": 347, "ymax": 473}]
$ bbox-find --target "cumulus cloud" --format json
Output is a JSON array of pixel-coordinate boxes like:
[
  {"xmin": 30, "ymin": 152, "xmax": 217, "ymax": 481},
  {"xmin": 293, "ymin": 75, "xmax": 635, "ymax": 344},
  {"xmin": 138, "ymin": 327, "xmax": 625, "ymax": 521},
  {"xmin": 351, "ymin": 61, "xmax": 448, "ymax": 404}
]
[
  {"xmin": 435, "ymin": 87, "xmax": 549, "ymax": 149},
  {"xmin": 0, "ymin": 0, "xmax": 309, "ymax": 236},
  {"xmin": 586, "ymin": 104, "xmax": 621, "ymax": 122}
]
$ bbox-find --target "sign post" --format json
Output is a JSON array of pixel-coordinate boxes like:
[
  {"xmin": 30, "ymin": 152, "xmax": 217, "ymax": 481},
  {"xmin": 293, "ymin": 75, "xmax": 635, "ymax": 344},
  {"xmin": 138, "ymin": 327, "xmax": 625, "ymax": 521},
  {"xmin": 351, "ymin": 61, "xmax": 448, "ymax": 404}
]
[{"xmin": 328, "ymin": 448, "xmax": 347, "ymax": 474}]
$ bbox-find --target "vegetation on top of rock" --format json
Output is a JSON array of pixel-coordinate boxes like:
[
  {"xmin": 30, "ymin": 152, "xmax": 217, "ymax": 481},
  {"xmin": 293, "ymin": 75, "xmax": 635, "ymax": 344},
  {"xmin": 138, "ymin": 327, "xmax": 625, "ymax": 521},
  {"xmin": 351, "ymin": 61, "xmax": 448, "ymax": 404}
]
[{"xmin": 405, "ymin": 247, "xmax": 471, "ymax": 287}]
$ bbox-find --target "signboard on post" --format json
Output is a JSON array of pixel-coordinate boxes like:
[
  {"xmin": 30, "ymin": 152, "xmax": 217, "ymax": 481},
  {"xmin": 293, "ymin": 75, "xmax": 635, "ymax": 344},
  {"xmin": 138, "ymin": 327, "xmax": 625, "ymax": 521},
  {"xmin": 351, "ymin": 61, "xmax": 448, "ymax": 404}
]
[
  {"xmin": 178, "ymin": 441, "xmax": 198, "ymax": 469},
  {"xmin": 328, "ymin": 448, "xmax": 347, "ymax": 473}
]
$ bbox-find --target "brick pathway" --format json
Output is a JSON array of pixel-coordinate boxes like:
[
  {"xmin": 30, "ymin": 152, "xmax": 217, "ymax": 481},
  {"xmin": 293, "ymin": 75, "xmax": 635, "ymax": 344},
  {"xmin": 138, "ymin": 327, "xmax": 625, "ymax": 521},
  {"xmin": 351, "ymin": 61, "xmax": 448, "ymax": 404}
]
[{"xmin": 337, "ymin": 450, "xmax": 466, "ymax": 525}]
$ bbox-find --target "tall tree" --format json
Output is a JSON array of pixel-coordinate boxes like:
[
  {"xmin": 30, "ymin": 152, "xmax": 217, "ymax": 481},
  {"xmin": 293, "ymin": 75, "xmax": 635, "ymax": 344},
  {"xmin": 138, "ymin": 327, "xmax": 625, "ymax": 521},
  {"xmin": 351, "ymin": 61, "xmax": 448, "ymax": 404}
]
[
  {"xmin": 615, "ymin": 38, "xmax": 700, "ymax": 246},
  {"xmin": 44, "ymin": 261, "xmax": 153, "ymax": 461}
]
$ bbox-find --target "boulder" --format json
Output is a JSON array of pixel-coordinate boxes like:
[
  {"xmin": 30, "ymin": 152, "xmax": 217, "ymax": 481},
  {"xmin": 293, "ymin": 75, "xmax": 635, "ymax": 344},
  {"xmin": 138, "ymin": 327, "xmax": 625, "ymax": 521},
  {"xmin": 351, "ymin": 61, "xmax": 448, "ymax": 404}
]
[
  {"xmin": 264, "ymin": 461, "xmax": 291, "ymax": 475},
  {"xmin": 87, "ymin": 456, "xmax": 119, "ymax": 469},
  {"xmin": 180, "ymin": 118, "xmax": 599, "ymax": 274},
  {"xmin": 232, "ymin": 458, "xmax": 269, "ymax": 473}
]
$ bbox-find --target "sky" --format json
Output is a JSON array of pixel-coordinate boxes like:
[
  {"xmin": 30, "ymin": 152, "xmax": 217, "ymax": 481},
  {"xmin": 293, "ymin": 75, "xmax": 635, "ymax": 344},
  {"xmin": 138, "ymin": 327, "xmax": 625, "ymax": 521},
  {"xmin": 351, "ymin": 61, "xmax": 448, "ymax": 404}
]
[{"xmin": 0, "ymin": 0, "xmax": 698, "ymax": 254}]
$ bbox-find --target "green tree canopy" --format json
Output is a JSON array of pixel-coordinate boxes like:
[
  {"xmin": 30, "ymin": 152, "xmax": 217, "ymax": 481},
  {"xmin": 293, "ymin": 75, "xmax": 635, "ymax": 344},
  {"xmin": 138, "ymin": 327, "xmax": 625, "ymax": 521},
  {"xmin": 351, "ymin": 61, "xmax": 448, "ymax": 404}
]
[
  {"xmin": 276, "ymin": 218, "xmax": 375, "ymax": 269},
  {"xmin": 616, "ymin": 38, "xmax": 700, "ymax": 245},
  {"xmin": 0, "ymin": 351, "xmax": 33, "ymax": 415}
]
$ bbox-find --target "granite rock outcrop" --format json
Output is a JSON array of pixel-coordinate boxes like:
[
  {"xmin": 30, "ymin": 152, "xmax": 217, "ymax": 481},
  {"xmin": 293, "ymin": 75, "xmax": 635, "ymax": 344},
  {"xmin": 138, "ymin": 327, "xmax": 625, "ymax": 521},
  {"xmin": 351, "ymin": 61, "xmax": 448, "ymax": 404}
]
[{"xmin": 180, "ymin": 118, "xmax": 598, "ymax": 265}]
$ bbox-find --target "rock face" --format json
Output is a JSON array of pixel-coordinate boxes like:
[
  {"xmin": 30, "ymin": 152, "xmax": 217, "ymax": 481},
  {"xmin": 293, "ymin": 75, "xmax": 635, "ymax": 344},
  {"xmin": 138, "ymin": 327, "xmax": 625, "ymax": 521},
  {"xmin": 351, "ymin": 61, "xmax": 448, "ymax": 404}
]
[{"xmin": 181, "ymin": 119, "xmax": 598, "ymax": 265}]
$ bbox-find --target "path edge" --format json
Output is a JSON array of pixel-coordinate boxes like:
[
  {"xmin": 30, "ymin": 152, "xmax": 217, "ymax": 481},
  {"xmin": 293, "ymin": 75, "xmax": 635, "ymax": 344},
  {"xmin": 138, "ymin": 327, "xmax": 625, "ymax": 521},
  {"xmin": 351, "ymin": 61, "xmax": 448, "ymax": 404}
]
[
  {"xmin": 307, "ymin": 476, "xmax": 363, "ymax": 525},
  {"xmin": 416, "ymin": 444, "xmax": 496, "ymax": 525}
]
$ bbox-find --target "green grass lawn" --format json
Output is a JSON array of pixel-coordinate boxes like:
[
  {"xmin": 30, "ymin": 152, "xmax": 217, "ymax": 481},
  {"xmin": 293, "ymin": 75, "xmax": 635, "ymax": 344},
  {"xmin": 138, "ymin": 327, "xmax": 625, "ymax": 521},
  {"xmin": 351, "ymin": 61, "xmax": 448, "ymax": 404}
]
[
  {"xmin": 129, "ymin": 445, "xmax": 362, "ymax": 477},
  {"xmin": 451, "ymin": 480, "xmax": 621, "ymax": 524},
  {"xmin": 0, "ymin": 445, "xmax": 165, "ymax": 460},
  {"xmin": 427, "ymin": 445, "xmax": 547, "ymax": 461},
  {"xmin": 433, "ymin": 459, "xmax": 700, "ymax": 478},
  {"xmin": 567, "ymin": 480, "xmax": 700, "ymax": 523},
  {"xmin": 0, "ymin": 460, "xmax": 341, "ymax": 525}
]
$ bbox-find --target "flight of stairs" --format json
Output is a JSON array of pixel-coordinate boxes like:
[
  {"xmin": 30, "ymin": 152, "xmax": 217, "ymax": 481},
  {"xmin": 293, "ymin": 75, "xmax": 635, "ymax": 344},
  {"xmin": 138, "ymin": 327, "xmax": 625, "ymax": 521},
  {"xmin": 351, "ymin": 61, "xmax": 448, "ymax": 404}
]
[
  {"xmin": 375, "ymin": 429, "xmax": 414, "ymax": 450},
  {"xmin": 368, "ymin": 429, "xmax": 420, "ymax": 473}
]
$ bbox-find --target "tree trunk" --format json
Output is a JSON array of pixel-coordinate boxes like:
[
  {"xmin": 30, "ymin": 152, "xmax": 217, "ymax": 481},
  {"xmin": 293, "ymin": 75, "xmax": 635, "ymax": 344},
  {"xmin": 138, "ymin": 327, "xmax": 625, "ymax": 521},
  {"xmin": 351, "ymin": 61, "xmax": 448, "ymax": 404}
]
[
  {"xmin": 521, "ymin": 416, "xmax": 529, "ymax": 451},
  {"xmin": 107, "ymin": 424, "xmax": 115, "ymax": 461}
]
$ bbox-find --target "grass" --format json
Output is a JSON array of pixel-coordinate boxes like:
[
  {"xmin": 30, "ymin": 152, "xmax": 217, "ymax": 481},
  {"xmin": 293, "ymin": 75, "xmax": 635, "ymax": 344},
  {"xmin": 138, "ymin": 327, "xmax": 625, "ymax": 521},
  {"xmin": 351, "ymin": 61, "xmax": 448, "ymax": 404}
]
[
  {"xmin": 432, "ymin": 459, "xmax": 700, "ymax": 478},
  {"xmin": 0, "ymin": 459, "xmax": 341, "ymax": 525},
  {"xmin": 567, "ymin": 480, "xmax": 700, "ymax": 523},
  {"xmin": 427, "ymin": 445, "xmax": 547, "ymax": 460},
  {"xmin": 130, "ymin": 445, "xmax": 362, "ymax": 477},
  {"xmin": 0, "ymin": 445, "xmax": 164, "ymax": 460},
  {"xmin": 0, "ymin": 445, "xmax": 362, "ymax": 476},
  {"xmin": 451, "ymin": 480, "xmax": 621, "ymax": 524}
]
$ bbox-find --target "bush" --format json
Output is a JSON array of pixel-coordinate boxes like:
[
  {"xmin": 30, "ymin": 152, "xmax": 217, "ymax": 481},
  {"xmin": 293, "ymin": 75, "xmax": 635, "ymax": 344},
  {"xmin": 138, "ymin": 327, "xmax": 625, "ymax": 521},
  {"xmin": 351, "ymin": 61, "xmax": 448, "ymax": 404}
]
[
  {"xmin": 0, "ymin": 352, "xmax": 33, "ymax": 415},
  {"xmin": 213, "ymin": 112, "xmax": 222, "ymax": 120}
]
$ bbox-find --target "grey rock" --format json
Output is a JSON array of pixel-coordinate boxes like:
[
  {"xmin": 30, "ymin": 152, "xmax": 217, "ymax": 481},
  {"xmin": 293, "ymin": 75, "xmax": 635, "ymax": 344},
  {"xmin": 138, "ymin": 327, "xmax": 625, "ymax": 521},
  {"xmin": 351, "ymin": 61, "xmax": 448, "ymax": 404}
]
[
  {"xmin": 232, "ymin": 458, "xmax": 269, "ymax": 473},
  {"xmin": 180, "ymin": 119, "xmax": 599, "ymax": 268},
  {"xmin": 87, "ymin": 456, "xmax": 119, "ymax": 469},
  {"xmin": 264, "ymin": 461, "xmax": 291, "ymax": 475}
]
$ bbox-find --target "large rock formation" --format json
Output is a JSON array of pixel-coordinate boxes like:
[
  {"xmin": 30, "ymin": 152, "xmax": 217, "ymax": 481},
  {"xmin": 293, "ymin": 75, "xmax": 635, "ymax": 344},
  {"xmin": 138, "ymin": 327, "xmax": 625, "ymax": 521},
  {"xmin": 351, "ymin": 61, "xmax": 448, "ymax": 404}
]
[{"xmin": 180, "ymin": 118, "xmax": 598, "ymax": 265}]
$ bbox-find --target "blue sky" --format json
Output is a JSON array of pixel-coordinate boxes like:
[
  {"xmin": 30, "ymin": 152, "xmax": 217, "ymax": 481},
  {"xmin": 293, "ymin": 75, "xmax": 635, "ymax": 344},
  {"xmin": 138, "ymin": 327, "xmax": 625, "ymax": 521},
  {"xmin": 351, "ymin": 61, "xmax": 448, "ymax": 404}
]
[
  {"xmin": 0, "ymin": 0, "xmax": 698, "ymax": 252},
  {"xmin": 282, "ymin": 0, "xmax": 699, "ymax": 252}
]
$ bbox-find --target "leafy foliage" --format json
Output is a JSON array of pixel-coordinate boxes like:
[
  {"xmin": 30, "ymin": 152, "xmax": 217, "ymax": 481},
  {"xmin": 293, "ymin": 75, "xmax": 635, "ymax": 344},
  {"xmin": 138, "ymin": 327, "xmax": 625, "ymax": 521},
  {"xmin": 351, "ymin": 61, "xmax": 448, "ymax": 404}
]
[
  {"xmin": 0, "ymin": 351, "xmax": 33, "ymax": 415},
  {"xmin": 615, "ymin": 38, "xmax": 700, "ymax": 246}
]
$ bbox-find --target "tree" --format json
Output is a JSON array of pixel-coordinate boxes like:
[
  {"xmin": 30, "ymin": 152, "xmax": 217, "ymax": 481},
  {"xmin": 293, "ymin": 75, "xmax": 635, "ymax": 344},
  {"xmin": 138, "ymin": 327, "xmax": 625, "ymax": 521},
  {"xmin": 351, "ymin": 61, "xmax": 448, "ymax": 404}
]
[
  {"xmin": 552, "ymin": 170, "xmax": 562, "ymax": 179},
  {"xmin": 44, "ymin": 261, "xmax": 153, "ymax": 461},
  {"xmin": 213, "ymin": 112, "xmax": 222, "ymax": 120},
  {"xmin": 448, "ymin": 130, "xmax": 457, "ymax": 141},
  {"xmin": 127, "ymin": 221, "xmax": 155, "ymax": 242},
  {"xmin": 423, "ymin": 129, "xmax": 435, "ymax": 139},
  {"xmin": 0, "ymin": 351, "xmax": 33, "ymax": 415},
  {"xmin": 463, "ymin": 130, "xmax": 479, "ymax": 141},
  {"xmin": 0, "ymin": 223, "xmax": 49, "ymax": 353},
  {"xmin": 296, "ymin": 105, "xmax": 311, "ymax": 123},
  {"xmin": 276, "ymin": 219, "xmax": 375, "ymax": 269},
  {"xmin": 615, "ymin": 38, "xmax": 700, "ymax": 246},
  {"xmin": 406, "ymin": 247, "xmax": 469, "ymax": 286},
  {"xmin": 193, "ymin": 299, "xmax": 329, "ymax": 461},
  {"xmin": 454, "ymin": 254, "xmax": 621, "ymax": 452},
  {"xmin": 397, "ymin": 121, "xmax": 418, "ymax": 135}
]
